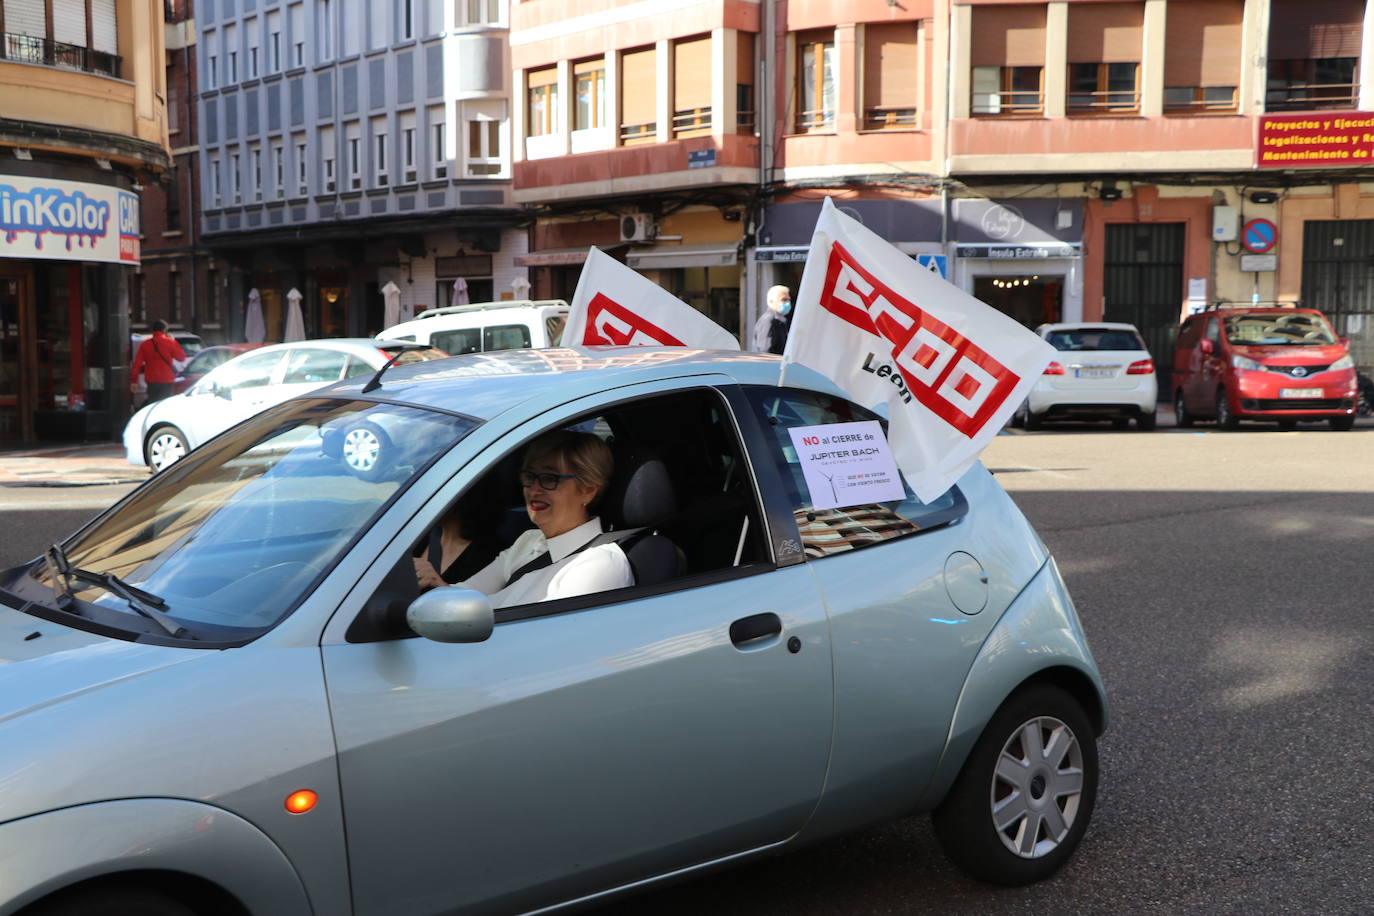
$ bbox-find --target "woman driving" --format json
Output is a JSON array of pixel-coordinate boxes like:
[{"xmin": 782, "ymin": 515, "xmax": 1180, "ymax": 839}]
[{"xmin": 456, "ymin": 429, "xmax": 633, "ymax": 608}]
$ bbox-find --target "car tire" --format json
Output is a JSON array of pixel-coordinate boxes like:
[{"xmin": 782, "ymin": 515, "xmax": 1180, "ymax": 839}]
[
  {"xmin": 932, "ymin": 684, "xmax": 1099, "ymax": 886},
  {"xmin": 341, "ymin": 422, "xmax": 393, "ymax": 481},
  {"xmin": 1278, "ymin": 420, "xmax": 1297, "ymax": 431},
  {"xmin": 1173, "ymin": 391, "xmax": 1193, "ymax": 428},
  {"xmin": 1009, "ymin": 404, "xmax": 1026, "ymax": 429},
  {"xmin": 1136, "ymin": 410, "xmax": 1157, "ymax": 431},
  {"xmin": 1330, "ymin": 415, "xmax": 1355, "ymax": 431},
  {"xmin": 145, "ymin": 426, "xmax": 190, "ymax": 472},
  {"xmin": 1215, "ymin": 389, "xmax": 1238, "ymax": 430},
  {"xmin": 30, "ymin": 886, "xmax": 197, "ymax": 916},
  {"xmin": 1024, "ymin": 408, "xmax": 1044, "ymax": 431},
  {"xmin": 1111, "ymin": 417, "xmax": 1130, "ymax": 430}
]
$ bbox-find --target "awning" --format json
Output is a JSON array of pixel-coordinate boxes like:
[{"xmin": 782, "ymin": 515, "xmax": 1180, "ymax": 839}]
[
  {"xmin": 514, "ymin": 244, "xmax": 626, "ymax": 268},
  {"xmin": 625, "ymin": 243, "xmax": 738, "ymax": 270}
]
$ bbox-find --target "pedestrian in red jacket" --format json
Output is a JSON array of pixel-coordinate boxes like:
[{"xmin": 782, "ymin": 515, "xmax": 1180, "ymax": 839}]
[{"xmin": 131, "ymin": 320, "xmax": 187, "ymax": 404}]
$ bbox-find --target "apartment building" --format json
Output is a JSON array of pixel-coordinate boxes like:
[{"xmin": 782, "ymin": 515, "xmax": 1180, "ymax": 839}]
[
  {"xmin": 137, "ymin": 0, "xmax": 226, "ymax": 344},
  {"xmin": 0, "ymin": 0, "xmax": 171, "ymax": 443},
  {"xmin": 512, "ymin": 0, "xmax": 1374, "ymax": 388},
  {"xmin": 510, "ymin": 0, "xmax": 762, "ymax": 338},
  {"xmin": 197, "ymin": 0, "xmax": 526, "ymax": 343}
]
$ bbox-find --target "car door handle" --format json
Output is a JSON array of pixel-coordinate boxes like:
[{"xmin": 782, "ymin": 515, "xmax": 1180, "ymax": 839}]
[{"xmin": 730, "ymin": 612, "xmax": 782, "ymax": 649}]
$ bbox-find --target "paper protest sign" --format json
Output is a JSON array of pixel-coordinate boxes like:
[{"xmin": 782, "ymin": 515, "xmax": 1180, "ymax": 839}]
[
  {"xmin": 782, "ymin": 198, "xmax": 1055, "ymax": 502},
  {"xmin": 564, "ymin": 247, "xmax": 740, "ymax": 350},
  {"xmin": 787, "ymin": 420, "xmax": 906, "ymax": 510}
]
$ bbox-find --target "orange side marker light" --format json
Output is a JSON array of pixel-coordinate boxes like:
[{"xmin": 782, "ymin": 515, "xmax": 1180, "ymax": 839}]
[{"xmin": 285, "ymin": 790, "xmax": 318, "ymax": 814}]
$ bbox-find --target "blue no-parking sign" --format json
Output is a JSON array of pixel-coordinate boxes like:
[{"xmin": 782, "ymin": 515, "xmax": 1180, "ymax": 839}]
[{"xmin": 1241, "ymin": 219, "xmax": 1277, "ymax": 254}]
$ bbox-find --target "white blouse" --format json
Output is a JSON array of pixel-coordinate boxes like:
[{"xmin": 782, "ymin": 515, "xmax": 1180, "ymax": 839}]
[{"xmin": 458, "ymin": 516, "xmax": 633, "ymax": 609}]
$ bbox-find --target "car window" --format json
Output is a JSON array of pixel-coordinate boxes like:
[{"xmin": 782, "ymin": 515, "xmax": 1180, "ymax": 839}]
[
  {"xmin": 483, "ymin": 324, "xmax": 532, "ymax": 352},
  {"xmin": 378, "ymin": 345, "xmax": 450, "ymax": 365},
  {"xmin": 9, "ymin": 399, "xmax": 478, "ymax": 646},
  {"xmin": 743, "ymin": 386, "xmax": 966, "ymax": 559},
  {"xmin": 185, "ymin": 348, "xmax": 230, "ymax": 376},
  {"xmin": 1046, "ymin": 328, "xmax": 1145, "ymax": 351},
  {"xmin": 545, "ymin": 315, "xmax": 566, "ymax": 346},
  {"xmin": 351, "ymin": 387, "xmax": 769, "ymax": 640},
  {"xmin": 209, "ymin": 350, "xmax": 285, "ymax": 390},
  {"xmin": 1224, "ymin": 312, "xmax": 1338, "ymax": 346},
  {"xmin": 432, "ymin": 328, "xmax": 481, "ymax": 355},
  {"xmin": 282, "ymin": 348, "xmax": 349, "ymax": 384},
  {"xmin": 1206, "ymin": 317, "xmax": 1220, "ymax": 344},
  {"xmin": 344, "ymin": 356, "xmax": 375, "ymax": 378}
]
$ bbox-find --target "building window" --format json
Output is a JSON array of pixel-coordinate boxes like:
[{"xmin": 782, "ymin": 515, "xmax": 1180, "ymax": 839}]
[
  {"xmin": 1067, "ymin": 62, "xmax": 1139, "ymax": 113},
  {"xmin": 247, "ymin": 22, "xmax": 259, "ymax": 79},
  {"xmin": 272, "ymin": 143, "xmax": 285, "ymax": 197},
  {"xmin": 348, "ymin": 139, "xmax": 361, "ymax": 190},
  {"xmin": 250, "ymin": 147, "xmax": 262, "ymax": 200},
  {"xmin": 673, "ymin": 35, "xmax": 713, "ymax": 138},
  {"xmin": 430, "ymin": 106, "xmax": 447, "ymax": 178},
  {"xmin": 527, "ymin": 67, "xmax": 558, "ymax": 137},
  {"xmin": 1163, "ymin": 0, "xmax": 1240, "ymax": 113},
  {"xmin": 402, "ymin": 0, "xmax": 414, "ymax": 39},
  {"xmin": 465, "ymin": 0, "xmax": 499, "ymax": 26},
  {"xmin": 296, "ymin": 138, "xmax": 308, "ymax": 194},
  {"xmin": 210, "ymin": 157, "xmax": 222, "ymax": 206},
  {"xmin": 795, "ymin": 30, "xmax": 836, "ymax": 132},
  {"xmin": 291, "ymin": 3, "xmax": 305, "ymax": 66},
  {"xmin": 736, "ymin": 32, "xmax": 756, "ymax": 134},
  {"xmin": 468, "ymin": 119, "xmax": 501, "ymax": 175},
  {"xmin": 373, "ymin": 120, "xmax": 388, "ymax": 185},
  {"xmin": 229, "ymin": 49, "xmax": 238, "ymax": 82},
  {"xmin": 318, "ymin": 0, "xmax": 333, "ymax": 62},
  {"xmin": 230, "ymin": 151, "xmax": 242, "ymax": 202},
  {"xmin": 320, "ymin": 125, "xmax": 336, "ymax": 192},
  {"xmin": 863, "ymin": 23, "xmax": 919, "ymax": 129},
  {"xmin": 401, "ymin": 112, "xmax": 417, "ymax": 181},
  {"xmin": 207, "ymin": 53, "xmax": 218, "ymax": 88},
  {"xmin": 268, "ymin": 10, "xmax": 282, "ymax": 72},
  {"xmin": 168, "ymin": 80, "xmax": 181, "ymax": 133},
  {"xmin": 165, "ymin": 177, "xmax": 182, "ymax": 231},
  {"xmin": 1266, "ymin": 58, "xmax": 1358, "ymax": 111},
  {"xmin": 170, "ymin": 275, "xmax": 183, "ymax": 324},
  {"xmin": 574, "ymin": 58, "xmax": 606, "ymax": 131},
  {"xmin": 619, "ymin": 47, "xmax": 656, "ymax": 143},
  {"xmin": 972, "ymin": 66, "xmax": 1043, "ymax": 115},
  {"xmin": 1066, "ymin": 3, "xmax": 1141, "ymax": 114}
]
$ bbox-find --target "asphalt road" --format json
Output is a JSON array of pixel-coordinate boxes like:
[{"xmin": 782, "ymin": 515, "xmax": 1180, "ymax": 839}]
[{"xmin": 2, "ymin": 420, "xmax": 1371, "ymax": 914}]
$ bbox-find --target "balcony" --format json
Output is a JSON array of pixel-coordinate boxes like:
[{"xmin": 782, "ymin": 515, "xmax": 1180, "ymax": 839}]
[
  {"xmin": 863, "ymin": 107, "xmax": 918, "ymax": 130},
  {"xmin": 1, "ymin": 32, "xmax": 120, "ymax": 78}
]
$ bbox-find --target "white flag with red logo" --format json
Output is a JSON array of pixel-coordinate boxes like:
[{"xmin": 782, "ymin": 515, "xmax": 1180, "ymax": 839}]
[
  {"xmin": 564, "ymin": 247, "xmax": 740, "ymax": 350},
  {"xmin": 782, "ymin": 198, "xmax": 1056, "ymax": 502}
]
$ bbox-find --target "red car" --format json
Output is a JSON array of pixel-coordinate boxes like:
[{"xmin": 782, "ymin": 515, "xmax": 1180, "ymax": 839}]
[
  {"xmin": 172, "ymin": 343, "xmax": 264, "ymax": 394},
  {"xmin": 1172, "ymin": 307, "xmax": 1357, "ymax": 430}
]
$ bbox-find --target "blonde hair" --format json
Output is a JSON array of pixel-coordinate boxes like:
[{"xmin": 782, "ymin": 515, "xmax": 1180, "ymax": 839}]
[{"xmin": 523, "ymin": 430, "xmax": 614, "ymax": 496}]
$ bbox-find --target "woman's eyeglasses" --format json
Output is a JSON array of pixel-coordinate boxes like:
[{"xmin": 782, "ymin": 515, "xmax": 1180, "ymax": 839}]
[{"xmin": 519, "ymin": 470, "xmax": 578, "ymax": 491}]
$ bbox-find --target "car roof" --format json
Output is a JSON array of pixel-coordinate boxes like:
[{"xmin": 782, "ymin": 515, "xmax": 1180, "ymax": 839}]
[
  {"xmin": 377, "ymin": 307, "xmax": 563, "ymax": 340},
  {"xmin": 319, "ymin": 347, "xmax": 823, "ymax": 421},
  {"xmin": 1038, "ymin": 322, "xmax": 1141, "ymax": 333}
]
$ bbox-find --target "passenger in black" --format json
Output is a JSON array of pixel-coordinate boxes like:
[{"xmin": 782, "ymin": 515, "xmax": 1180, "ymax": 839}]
[{"xmin": 413, "ymin": 488, "xmax": 505, "ymax": 591}]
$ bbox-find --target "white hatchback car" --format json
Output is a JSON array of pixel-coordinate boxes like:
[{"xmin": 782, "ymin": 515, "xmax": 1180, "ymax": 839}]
[
  {"xmin": 376, "ymin": 300, "xmax": 568, "ymax": 355},
  {"xmin": 123, "ymin": 339, "xmax": 447, "ymax": 471},
  {"xmin": 1013, "ymin": 322, "xmax": 1158, "ymax": 430}
]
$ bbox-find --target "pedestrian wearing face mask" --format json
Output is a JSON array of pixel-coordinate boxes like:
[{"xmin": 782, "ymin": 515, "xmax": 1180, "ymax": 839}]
[{"xmin": 752, "ymin": 284, "xmax": 793, "ymax": 354}]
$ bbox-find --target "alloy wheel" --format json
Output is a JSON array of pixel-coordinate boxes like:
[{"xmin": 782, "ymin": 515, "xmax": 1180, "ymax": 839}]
[
  {"xmin": 148, "ymin": 432, "xmax": 187, "ymax": 471},
  {"xmin": 989, "ymin": 715, "xmax": 1085, "ymax": 859}
]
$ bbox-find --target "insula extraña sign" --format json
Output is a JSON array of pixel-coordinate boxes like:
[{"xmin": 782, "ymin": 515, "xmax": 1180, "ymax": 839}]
[{"xmin": 0, "ymin": 175, "xmax": 140, "ymax": 265}]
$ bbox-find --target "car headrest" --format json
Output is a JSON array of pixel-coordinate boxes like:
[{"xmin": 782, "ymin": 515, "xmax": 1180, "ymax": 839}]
[{"xmin": 603, "ymin": 449, "xmax": 676, "ymax": 529}]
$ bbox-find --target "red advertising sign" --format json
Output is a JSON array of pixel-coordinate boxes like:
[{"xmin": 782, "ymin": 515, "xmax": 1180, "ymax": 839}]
[{"xmin": 1257, "ymin": 114, "xmax": 1374, "ymax": 168}]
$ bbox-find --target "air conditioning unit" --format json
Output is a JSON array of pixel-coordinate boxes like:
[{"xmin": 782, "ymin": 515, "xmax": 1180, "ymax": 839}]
[{"xmin": 620, "ymin": 212, "xmax": 658, "ymax": 243}]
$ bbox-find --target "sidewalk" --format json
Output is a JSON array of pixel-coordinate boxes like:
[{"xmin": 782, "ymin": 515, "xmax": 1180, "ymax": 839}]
[{"xmin": 0, "ymin": 443, "xmax": 150, "ymax": 488}]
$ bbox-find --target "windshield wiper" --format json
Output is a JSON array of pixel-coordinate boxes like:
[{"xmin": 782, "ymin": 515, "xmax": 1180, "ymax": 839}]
[{"xmin": 45, "ymin": 542, "xmax": 186, "ymax": 639}]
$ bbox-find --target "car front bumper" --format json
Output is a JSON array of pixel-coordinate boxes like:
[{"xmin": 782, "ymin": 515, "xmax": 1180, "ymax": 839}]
[{"xmin": 1230, "ymin": 369, "xmax": 1357, "ymax": 418}]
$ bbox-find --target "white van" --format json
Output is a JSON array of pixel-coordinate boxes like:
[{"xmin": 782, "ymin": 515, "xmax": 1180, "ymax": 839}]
[{"xmin": 376, "ymin": 300, "xmax": 568, "ymax": 355}]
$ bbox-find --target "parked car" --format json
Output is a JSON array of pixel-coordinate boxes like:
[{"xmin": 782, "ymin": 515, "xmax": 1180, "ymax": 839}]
[
  {"xmin": 1172, "ymin": 307, "xmax": 1358, "ymax": 430},
  {"xmin": 122, "ymin": 338, "xmax": 447, "ymax": 472},
  {"xmin": 376, "ymin": 299, "xmax": 568, "ymax": 355},
  {"xmin": 4, "ymin": 349, "xmax": 1106, "ymax": 915},
  {"xmin": 171, "ymin": 343, "xmax": 263, "ymax": 394},
  {"xmin": 1012, "ymin": 322, "xmax": 1157, "ymax": 430}
]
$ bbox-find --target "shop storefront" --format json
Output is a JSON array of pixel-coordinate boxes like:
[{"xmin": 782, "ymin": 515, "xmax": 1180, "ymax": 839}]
[
  {"xmin": 951, "ymin": 199, "xmax": 1084, "ymax": 329},
  {"xmin": 1, "ymin": 171, "xmax": 139, "ymax": 444}
]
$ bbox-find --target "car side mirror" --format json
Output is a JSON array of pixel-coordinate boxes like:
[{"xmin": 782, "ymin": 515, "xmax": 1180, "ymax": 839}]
[
  {"xmin": 407, "ymin": 587, "xmax": 494, "ymax": 643},
  {"xmin": 209, "ymin": 381, "xmax": 232, "ymax": 400},
  {"xmin": 1199, "ymin": 339, "xmax": 1214, "ymax": 355}
]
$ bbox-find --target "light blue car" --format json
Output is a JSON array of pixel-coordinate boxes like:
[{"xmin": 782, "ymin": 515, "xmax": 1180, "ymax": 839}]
[{"xmin": 0, "ymin": 348, "xmax": 1106, "ymax": 915}]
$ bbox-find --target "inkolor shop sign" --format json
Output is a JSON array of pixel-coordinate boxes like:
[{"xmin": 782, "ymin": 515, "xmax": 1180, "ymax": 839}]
[{"xmin": 0, "ymin": 175, "xmax": 140, "ymax": 265}]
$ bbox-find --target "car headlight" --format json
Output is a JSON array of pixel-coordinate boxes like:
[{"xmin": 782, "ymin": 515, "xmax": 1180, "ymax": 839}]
[
  {"xmin": 1231, "ymin": 355, "xmax": 1262, "ymax": 371},
  {"xmin": 1330, "ymin": 355, "xmax": 1354, "ymax": 371}
]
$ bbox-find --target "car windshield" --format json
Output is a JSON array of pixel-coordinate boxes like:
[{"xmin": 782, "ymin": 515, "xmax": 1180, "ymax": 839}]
[
  {"xmin": 1224, "ymin": 313, "xmax": 1337, "ymax": 346},
  {"xmin": 3, "ymin": 398, "xmax": 476, "ymax": 645},
  {"xmin": 1045, "ymin": 328, "xmax": 1145, "ymax": 351}
]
